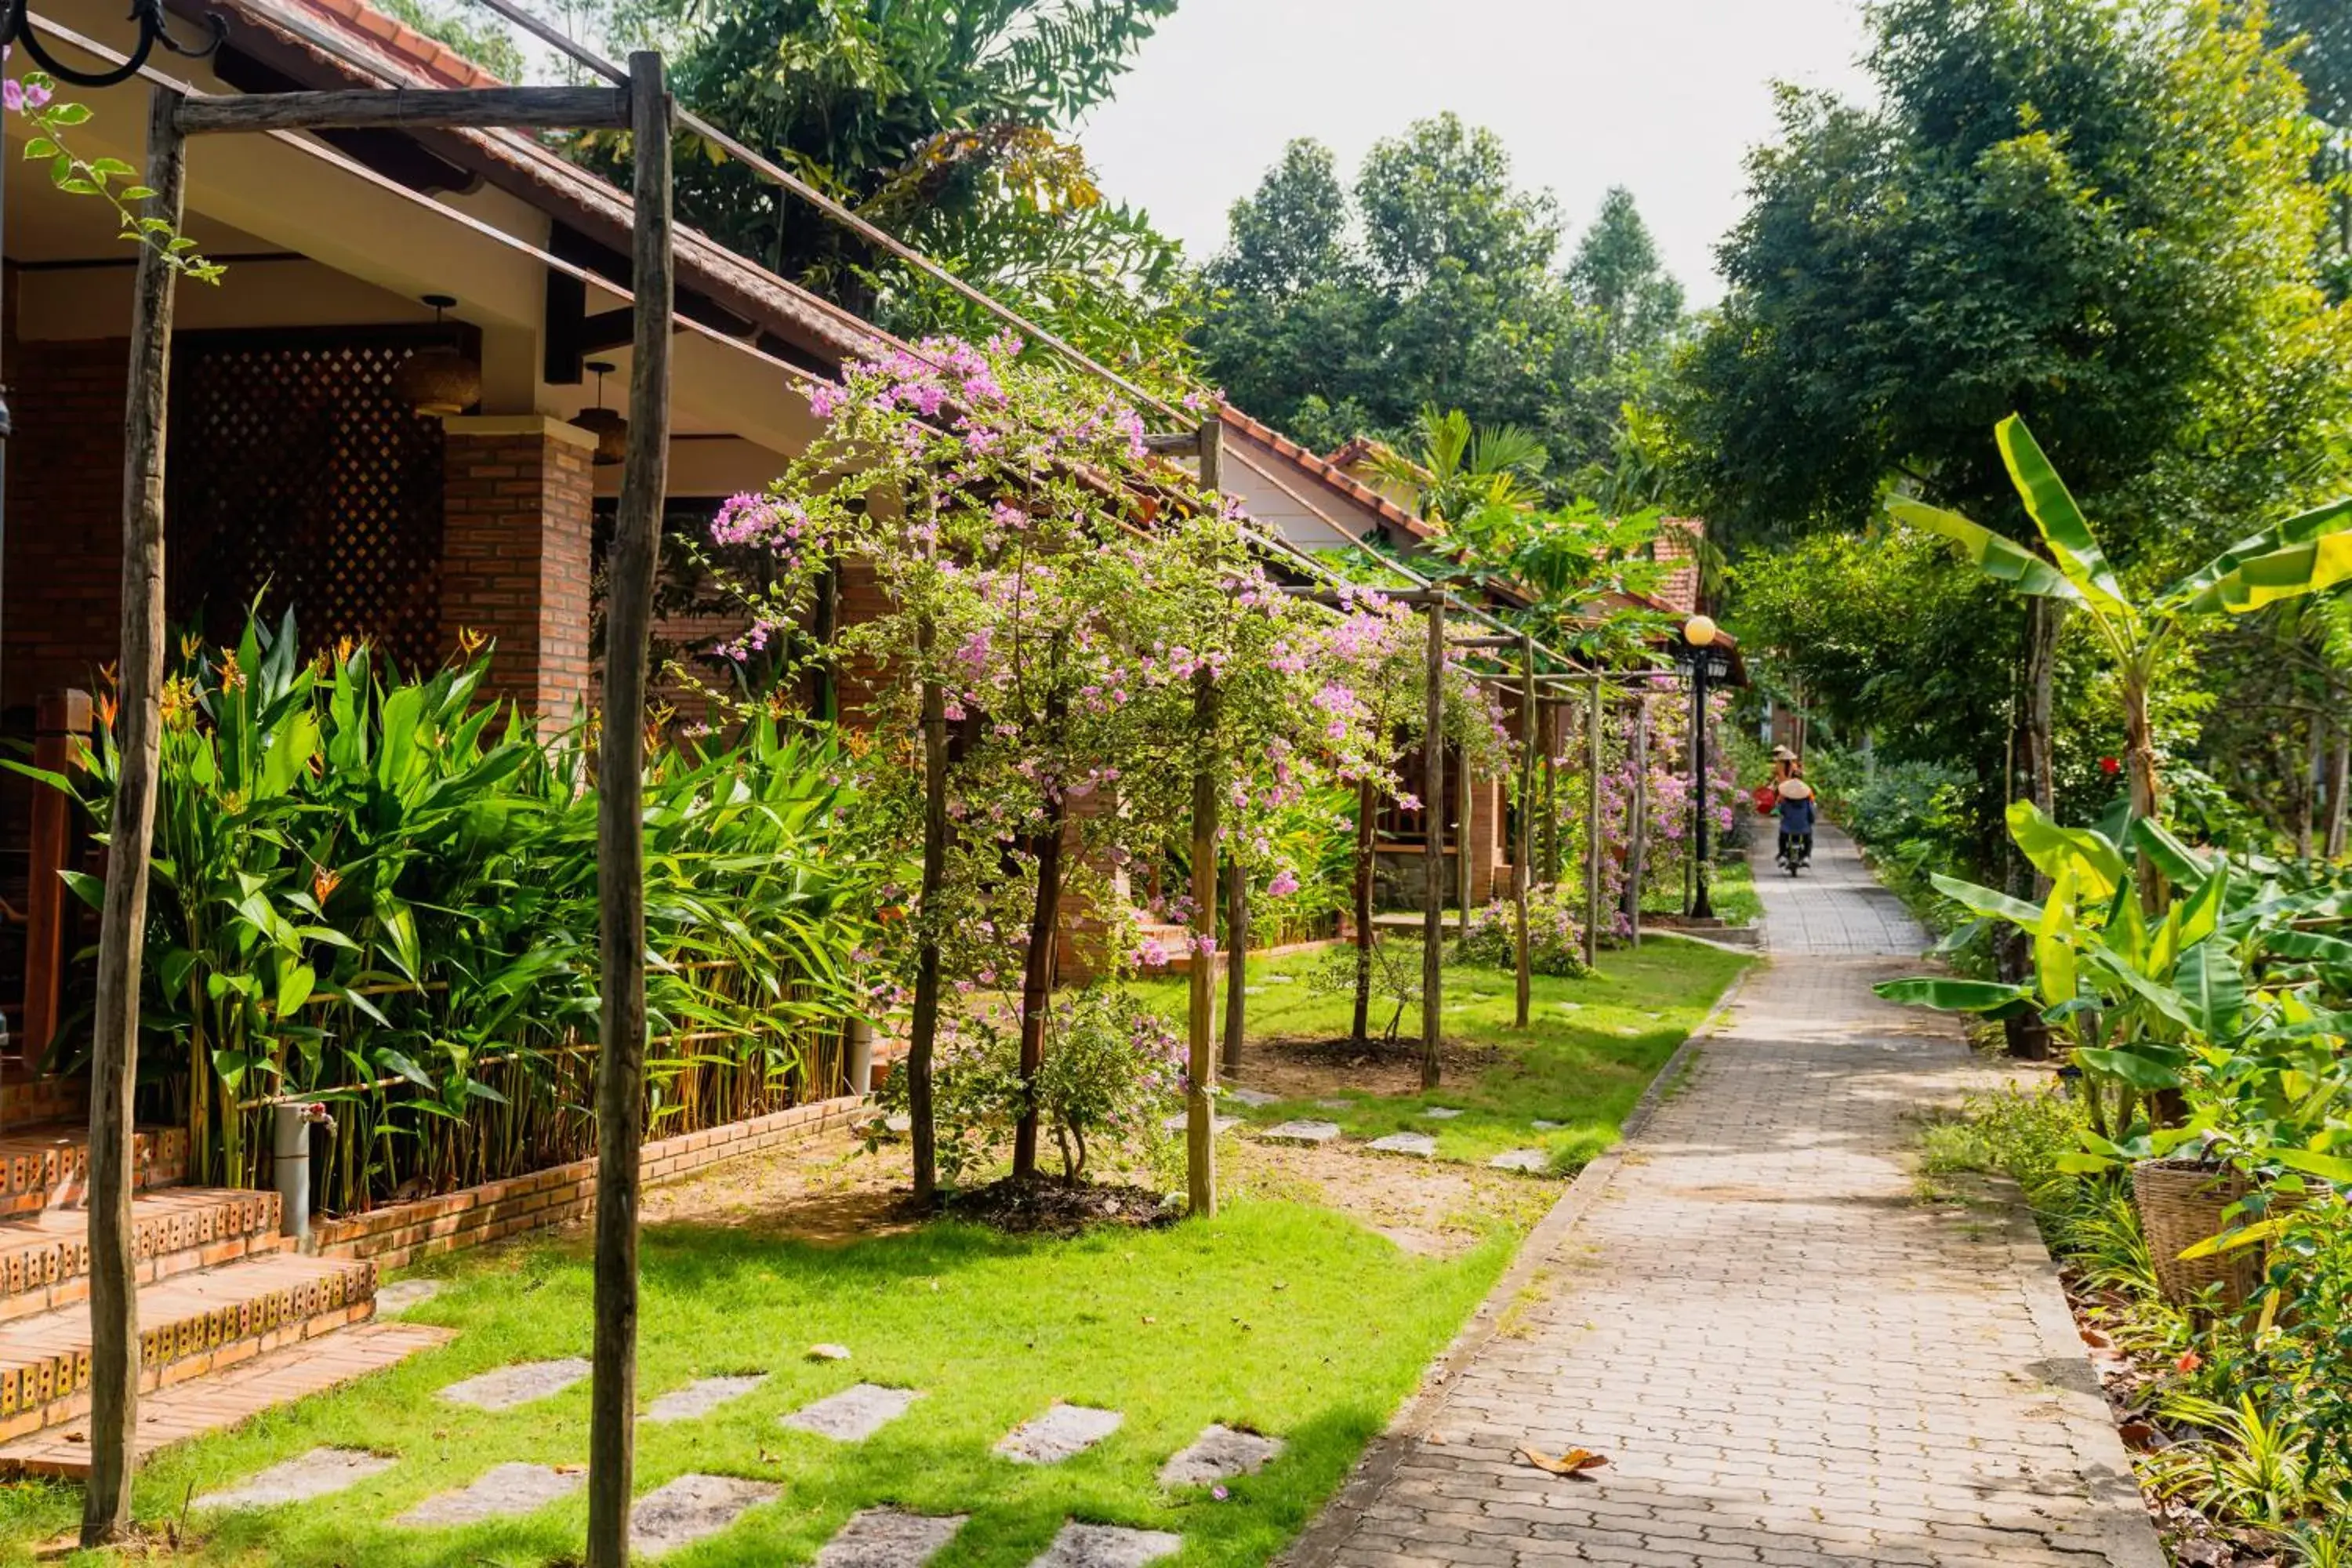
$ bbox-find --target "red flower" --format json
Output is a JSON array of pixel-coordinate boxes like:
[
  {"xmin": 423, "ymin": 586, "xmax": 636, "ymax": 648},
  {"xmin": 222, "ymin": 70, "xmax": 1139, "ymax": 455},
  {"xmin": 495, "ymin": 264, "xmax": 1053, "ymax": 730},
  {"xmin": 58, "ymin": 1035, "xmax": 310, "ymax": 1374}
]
[
  {"xmin": 2175, "ymin": 1350, "xmax": 2201, "ymax": 1374},
  {"xmin": 2100, "ymin": 756, "xmax": 2122, "ymax": 775}
]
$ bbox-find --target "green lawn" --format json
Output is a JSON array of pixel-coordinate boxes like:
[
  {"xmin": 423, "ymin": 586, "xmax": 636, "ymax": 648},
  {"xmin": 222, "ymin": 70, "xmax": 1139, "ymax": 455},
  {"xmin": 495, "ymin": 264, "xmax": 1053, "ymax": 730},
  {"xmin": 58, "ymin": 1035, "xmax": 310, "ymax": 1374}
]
[
  {"xmin": 0, "ymin": 941, "xmax": 1749, "ymax": 1567},
  {"xmin": 1134, "ymin": 941, "xmax": 1751, "ymax": 1174},
  {"xmin": 3, "ymin": 1203, "xmax": 1512, "ymax": 1567},
  {"xmin": 1639, "ymin": 849, "xmax": 1762, "ymax": 929}
]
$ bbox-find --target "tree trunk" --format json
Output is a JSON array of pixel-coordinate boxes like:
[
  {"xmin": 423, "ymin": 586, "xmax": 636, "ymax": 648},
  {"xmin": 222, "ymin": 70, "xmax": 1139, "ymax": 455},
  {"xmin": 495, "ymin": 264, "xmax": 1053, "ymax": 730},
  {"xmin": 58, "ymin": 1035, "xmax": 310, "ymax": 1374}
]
[
  {"xmin": 1221, "ymin": 855, "xmax": 1247, "ymax": 1077},
  {"xmin": 2122, "ymin": 670, "xmax": 2164, "ymax": 914},
  {"xmin": 2295, "ymin": 712, "xmax": 2322, "ymax": 862},
  {"xmin": 906, "ymin": 656, "xmax": 948, "ymax": 1206},
  {"xmin": 1421, "ymin": 604, "xmax": 1445, "ymax": 1090},
  {"xmin": 1352, "ymin": 776, "xmax": 1375, "ymax": 1044},
  {"xmin": 82, "ymin": 84, "xmax": 187, "ymax": 1547},
  {"xmin": 585, "ymin": 52, "xmax": 673, "ymax": 1568},
  {"xmin": 2324, "ymin": 714, "xmax": 2350, "ymax": 861},
  {"xmin": 1187, "ymin": 671, "xmax": 1221, "ymax": 1217},
  {"xmin": 2001, "ymin": 597, "xmax": 2060, "ymax": 1059},
  {"xmin": 1011, "ymin": 797, "xmax": 1065, "ymax": 1184}
]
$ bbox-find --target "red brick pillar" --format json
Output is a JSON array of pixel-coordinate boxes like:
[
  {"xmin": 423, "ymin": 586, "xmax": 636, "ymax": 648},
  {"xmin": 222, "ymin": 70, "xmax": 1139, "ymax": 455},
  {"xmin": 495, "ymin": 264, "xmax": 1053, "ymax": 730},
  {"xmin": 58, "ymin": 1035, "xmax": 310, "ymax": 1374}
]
[
  {"xmin": 438, "ymin": 417, "xmax": 597, "ymax": 727},
  {"xmin": 1467, "ymin": 774, "xmax": 1505, "ymax": 906}
]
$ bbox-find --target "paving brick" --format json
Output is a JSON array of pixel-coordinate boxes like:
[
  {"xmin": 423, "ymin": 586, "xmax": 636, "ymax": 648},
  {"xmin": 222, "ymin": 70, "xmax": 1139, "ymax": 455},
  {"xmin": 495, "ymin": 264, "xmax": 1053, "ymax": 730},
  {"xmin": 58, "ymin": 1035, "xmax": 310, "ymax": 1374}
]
[{"xmin": 1295, "ymin": 829, "xmax": 2164, "ymax": 1568}]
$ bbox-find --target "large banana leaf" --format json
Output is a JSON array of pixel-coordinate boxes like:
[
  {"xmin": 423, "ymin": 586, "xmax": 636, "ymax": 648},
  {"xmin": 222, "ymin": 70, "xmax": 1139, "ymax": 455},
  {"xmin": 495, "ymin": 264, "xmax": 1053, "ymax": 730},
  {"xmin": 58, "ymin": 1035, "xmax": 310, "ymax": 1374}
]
[
  {"xmin": 1872, "ymin": 977, "xmax": 2038, "ymax": 1017},
  {"xmin": 2165, "ymin": 495, "xmax": 2352, "ymax": 615},
  {"xmin": 2007, "ymin": 800, "xmax": 2125, "ymax": 900},
  {"xmin": 1889, "ymin": 499, "xmax": 2082, "ymax": 601},
  {"xmin": 1927, "ymin": 872, "xmax": 2044, "ymax": 928},
  {"xmin": 2034, "ymin": 864, "xmax": 2081, "ymax": 1011},
  {"xmin": 1994, "ymin": 416, "xmax": 2132, "ymax": 619},
  {"xmin": 2174, "ymin": 939, "xmax": 2246, "ymax": 1041},
  {"xmin": 2179, "ymin": 529, "xmax": 2352, "ymax": 616}
]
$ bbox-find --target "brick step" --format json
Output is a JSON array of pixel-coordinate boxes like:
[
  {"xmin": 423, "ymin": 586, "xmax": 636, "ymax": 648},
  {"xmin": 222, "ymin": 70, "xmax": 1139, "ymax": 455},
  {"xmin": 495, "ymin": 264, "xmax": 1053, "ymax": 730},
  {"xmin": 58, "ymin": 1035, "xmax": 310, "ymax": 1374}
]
[
  {"xmin": 0, "ymin": 1319, "xmax": 453, "ymax": 1479},
  {"xmin": 0, "ymin": 1123, "xmax": 188, "ymax": 1217},
  {"xmin": 0, "ymin": 1189, "xmax": 289, "ymax": 1324},
  {"xmin": 0, "ymin": 1250, "xmax": 376, "ymax": 1443}
]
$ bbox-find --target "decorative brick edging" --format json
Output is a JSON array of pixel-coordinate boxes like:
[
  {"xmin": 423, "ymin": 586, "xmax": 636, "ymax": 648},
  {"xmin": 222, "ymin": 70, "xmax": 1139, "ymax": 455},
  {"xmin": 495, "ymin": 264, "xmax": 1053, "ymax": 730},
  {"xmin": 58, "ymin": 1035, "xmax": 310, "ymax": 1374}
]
[
  {"xmin": 1279, "ymin": 964, "xmax": 1757, "ymax": 1568},
  {"xmin": 311, "ymin": 1095, "xmax": 866, "ymax": 1269}
]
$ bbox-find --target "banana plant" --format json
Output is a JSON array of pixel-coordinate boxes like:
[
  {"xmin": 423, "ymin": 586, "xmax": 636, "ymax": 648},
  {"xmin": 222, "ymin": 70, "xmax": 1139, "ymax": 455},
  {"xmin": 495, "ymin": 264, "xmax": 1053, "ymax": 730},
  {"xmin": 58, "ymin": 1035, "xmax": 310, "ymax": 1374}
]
[{"xmin": 1893, "ymin": 415, "xmax": 2352, "ymax": 907}]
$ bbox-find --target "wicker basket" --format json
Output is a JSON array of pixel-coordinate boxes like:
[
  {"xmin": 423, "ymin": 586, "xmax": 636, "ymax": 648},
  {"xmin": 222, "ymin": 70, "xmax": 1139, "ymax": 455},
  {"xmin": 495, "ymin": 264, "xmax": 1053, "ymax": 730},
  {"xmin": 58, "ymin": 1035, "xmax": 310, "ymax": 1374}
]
[{"xmin": 2132, "ymin": 1159, "xmax": 2259, "ymax": 1310}]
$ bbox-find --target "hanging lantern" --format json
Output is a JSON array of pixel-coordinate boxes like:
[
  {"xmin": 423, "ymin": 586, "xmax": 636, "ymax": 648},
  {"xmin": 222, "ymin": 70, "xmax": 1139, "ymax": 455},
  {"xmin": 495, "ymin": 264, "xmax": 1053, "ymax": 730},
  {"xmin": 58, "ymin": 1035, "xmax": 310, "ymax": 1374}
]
[
  {"xmin": 570, "ymin": 361, "xmax": 628, "ymax": 466},
  {"xmin": 392, "ymin": 295, "xmax": 481, "ymax": 417}
]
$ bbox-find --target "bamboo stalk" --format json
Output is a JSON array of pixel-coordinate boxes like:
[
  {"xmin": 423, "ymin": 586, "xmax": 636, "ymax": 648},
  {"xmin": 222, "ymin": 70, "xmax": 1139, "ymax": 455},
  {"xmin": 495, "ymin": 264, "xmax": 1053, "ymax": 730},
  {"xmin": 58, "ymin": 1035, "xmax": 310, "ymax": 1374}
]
[
  {"xmin": 586, "ymin": 51, "xmax": 672, "ymax": 1568},
  {"xmin": 83, "ymin": 83, "xmax": 186, "ymax": 1548}
]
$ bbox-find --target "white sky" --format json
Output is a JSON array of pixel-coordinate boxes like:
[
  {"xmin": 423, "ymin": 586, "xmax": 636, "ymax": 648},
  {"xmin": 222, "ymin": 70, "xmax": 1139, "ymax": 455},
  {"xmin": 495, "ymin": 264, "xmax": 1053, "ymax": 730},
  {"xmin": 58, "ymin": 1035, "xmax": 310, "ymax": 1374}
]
[{"xmin": 1079, "ymin": 0, "xmax": 1882, "ymax": 307}]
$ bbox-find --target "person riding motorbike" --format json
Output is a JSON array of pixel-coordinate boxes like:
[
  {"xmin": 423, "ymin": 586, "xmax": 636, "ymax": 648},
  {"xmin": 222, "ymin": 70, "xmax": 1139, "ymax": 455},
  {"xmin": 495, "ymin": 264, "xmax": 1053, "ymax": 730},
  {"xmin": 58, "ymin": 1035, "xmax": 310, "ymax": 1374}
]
[{"xmin": 1776, "ymin": 773, "xmax": 1816, "ymax": 873}]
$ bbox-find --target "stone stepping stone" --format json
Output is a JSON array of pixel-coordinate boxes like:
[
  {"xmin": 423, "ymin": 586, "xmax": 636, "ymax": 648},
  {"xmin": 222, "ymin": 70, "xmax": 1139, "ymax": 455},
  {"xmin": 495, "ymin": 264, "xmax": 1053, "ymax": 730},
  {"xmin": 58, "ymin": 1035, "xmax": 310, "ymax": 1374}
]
[
  {"xmin": 1421, "ymin": 1106, "xmax": 1463, "ymax": 1120},
  {"xmin": 201, "ymin": 1447, "xmax": 396, "ymax": 1511},
  {"xmin": 814, "ymin": 1508, "xmax": 967, "ymax": 1567},
  {"xmin": 1029, "ymin": 1523, "xmax": 1183, "ymax": 1568},
  {"xmin": 808, "ymin": 1343, "xmax": 853, "ymax": 1362},
  {"xmin": 1162, "ymin": 1112, "xmax": 1238, "ymax": 1134},
  {"xmin": 884, "ymin": 1113, "xmax": 912, "ymax": 1134},
  {"xmin": 1315, "ymin": 1098, "xmax": 1351, "ymax": 1110},
  {"xmin": 1223, "ymin": 1087, "xmax": 1278, "ymax": 1107},
  {"xmin": 1531, "ymin": 1120, "xmax": 1564, "ymax": 1132},
  {"xmin": 1365, "ymin": 1132, "xmax": 1437, "ymax": 1159},
  {"xmin": 1489, "ymin": 1148, "xmax": 1550, "ymax": 1174},
  {"xmin": 1158, "ymin": 1425, "xmax": 1283, "ymax": 1489},
  {"xmin": 397, "ymin": 1461, "xmax": 584, "ymax": 1526},
  {"xmin": 997, "ymin": 1403, "xmax": 1123, "ymax": 1464},
  {"xmin": 437, "ymin": 1357, "xmax": 590, "ymax": 1410},
  {"xmin": 630, "ymin": 1472, "xmax": 780, "ymax": 1558},
  {"xmin": 645, "ymin": 1374, "xmax": 768, "ymax": 1423},
  {"xmin": 375, "ymin": 1279, "xmax": 441, "ymax": 1316},
  {"xmin": 1259, "ymin": 1120, "xmax": 1339, "ymax": 1145},
  {"xmin": 781, "ymin": 1383, "xmax": 921, "ymax": 1441}
]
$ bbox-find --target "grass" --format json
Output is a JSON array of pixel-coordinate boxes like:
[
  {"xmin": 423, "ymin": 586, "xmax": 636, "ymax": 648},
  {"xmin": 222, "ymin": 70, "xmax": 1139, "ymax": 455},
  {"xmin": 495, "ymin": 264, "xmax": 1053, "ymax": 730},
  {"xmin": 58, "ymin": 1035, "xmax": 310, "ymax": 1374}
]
[
  {"xmin": 1131, "ymin": 942, "xmax": 1751, "ymax": 1174},
  {"xmin": 0, "ymin": 945, "xmax": 1750, "ymax": 1567},
  {"xmin": 1639, "ymin": 849, "xmax": 1762, "ymax": 929},
  {"xmin": 1, "ymin": 1203, "xmax": 1514, "ymax": 1567}
]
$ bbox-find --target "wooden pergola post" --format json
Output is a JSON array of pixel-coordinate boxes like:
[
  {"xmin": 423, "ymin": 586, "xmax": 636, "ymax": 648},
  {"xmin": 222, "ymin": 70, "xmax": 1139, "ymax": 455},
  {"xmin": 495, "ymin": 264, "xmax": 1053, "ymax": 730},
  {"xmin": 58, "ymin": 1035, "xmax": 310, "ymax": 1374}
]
[
  {"xmin": 1583, "ymin": 675, "xmax": 1603, "ymax": 972},
  {"xmin": 907, "ymin": 572, "xmax": 948, "ymax": 1204},
  {"xmin": 1187, "ymin": 417, "xmax": 1225, "ymax": 1214},
  {"xmin": 585, "ymin": 52, "xmax": 673, "ymax": 1568},
  {"xmin": 1623, "ymin": 695, "xmax": 1651, "ymax": 949},
  {"xmin": 1420, "ymin": 598, "xmax": 1445, "ymax": 1088},
  {"xmin": 82, "ymin": 83, "xmax": 187, "ymax": 1546},
  {"xmin": 81, "ymin": 64, "xmax": 652, "ymax": 1548},
  {"xmin": 1514, "ymin": 636, "xmax": 1534, "ymax": 1027}
]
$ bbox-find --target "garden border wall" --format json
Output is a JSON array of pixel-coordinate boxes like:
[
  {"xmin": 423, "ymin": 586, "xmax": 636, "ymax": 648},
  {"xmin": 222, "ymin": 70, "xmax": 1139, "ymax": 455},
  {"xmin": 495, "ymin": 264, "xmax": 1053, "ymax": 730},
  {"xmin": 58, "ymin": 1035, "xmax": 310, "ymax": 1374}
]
[{"xmin": 310, "ymin": 1094, "xmax": 867, "ymax": 1269}]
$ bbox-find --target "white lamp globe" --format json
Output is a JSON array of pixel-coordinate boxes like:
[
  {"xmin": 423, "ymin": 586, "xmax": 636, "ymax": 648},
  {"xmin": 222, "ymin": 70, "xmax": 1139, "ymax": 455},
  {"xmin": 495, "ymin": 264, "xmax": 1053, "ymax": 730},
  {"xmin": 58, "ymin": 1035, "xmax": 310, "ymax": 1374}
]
[{"xmin": 1684, "ymin": 615, "xmax": 1719, "ymax": 648}]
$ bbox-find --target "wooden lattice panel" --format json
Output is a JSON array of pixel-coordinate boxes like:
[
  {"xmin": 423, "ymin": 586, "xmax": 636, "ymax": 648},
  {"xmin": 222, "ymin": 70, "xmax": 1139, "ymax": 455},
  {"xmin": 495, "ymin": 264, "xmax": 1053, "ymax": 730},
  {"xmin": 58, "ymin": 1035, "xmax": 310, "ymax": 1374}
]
[{"xmin": 169, "ymin": 326, "xmax": 462, "ymax": 673}]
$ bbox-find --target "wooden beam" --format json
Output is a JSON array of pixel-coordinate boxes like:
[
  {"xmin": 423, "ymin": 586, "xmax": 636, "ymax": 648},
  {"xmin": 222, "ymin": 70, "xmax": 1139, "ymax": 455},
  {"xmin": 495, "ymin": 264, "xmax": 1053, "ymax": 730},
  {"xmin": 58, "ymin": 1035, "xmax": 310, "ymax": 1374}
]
[
  {"xmin": 585, "ymin": 52, "xmax": 671, "ymax": 1568},
  {"xmin": 1142, "ymin": 430, "xmax": 1202, "ymax": 456},
  {"xmin": 1449, "ymin": 634, "xmax": 1519, "ymax": 650},
  {"xmin": 176, "ymin": 85, "xmax": 629, "ymax": 136},
  {"xmin": 83, "ymin": 83, "xmax": 186, "ymax": 1548}
]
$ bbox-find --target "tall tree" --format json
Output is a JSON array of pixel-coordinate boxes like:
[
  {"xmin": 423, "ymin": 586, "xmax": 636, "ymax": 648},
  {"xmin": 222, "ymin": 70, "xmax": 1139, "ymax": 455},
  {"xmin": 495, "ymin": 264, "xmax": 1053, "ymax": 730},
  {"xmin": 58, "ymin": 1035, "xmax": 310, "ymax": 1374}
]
[
  {"xmin": 1195, "ymin": 120, "xmax": 1686, "ymax": 478},
  {"xmin": 579, "ymin": 0, "xmax": 1192, "ymax": 387}
]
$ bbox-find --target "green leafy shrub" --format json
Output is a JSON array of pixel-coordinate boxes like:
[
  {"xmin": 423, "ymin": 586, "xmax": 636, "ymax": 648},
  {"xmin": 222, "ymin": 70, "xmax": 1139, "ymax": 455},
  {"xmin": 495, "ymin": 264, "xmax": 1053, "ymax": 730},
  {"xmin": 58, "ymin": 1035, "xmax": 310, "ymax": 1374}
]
[
  {"xmin": 873, "ymin": 985, "xmax": 1181, "ymax": 1186},
  {"xmin": 34, "ymin": 612, "xmax": 881, "ymax": 1210},
  {"xmin": 1454, "ymin": 887, "xmax": 1590, "ymax": 978}
]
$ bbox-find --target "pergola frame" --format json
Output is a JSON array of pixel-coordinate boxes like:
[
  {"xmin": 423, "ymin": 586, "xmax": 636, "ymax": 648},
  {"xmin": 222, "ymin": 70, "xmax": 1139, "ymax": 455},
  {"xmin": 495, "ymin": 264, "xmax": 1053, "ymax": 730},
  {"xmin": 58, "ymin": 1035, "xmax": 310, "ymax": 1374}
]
[{"xmin": 85, "ymin": 69, "xmax": 674, "ymax": 1566}]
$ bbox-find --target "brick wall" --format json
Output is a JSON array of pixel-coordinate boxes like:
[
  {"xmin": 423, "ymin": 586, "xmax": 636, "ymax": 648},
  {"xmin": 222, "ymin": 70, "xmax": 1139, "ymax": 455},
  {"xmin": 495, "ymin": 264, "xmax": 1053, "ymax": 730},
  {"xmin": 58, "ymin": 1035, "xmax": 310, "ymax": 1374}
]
[
  {"xmin": 440, "ymin": 419, "xmax": 597, "ymax": 727},
  {"xmin": 310, "ymin": 1094, "xmax": 866, "ymax": 1269},
  {"xmin": 2, "ymin": 336, "xmax": 129, "ymax": 711}
]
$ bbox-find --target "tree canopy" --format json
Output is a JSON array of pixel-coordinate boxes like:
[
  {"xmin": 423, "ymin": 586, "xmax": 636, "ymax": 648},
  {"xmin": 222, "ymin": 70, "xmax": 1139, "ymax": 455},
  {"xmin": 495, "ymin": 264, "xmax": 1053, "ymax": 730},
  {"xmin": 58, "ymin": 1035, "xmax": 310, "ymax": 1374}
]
[{"xmin": 1193, "ymin": 116, "xmax": 1686, "ymax": 489}]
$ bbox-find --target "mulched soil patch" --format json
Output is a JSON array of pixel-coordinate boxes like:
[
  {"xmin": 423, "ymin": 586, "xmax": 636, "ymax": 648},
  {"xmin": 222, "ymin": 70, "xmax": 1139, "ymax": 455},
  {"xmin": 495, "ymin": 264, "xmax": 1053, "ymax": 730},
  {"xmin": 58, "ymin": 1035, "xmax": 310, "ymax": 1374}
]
[{"xmin": 940, "ymin": 1177, "xmax": 1178, "ymax": 1238}]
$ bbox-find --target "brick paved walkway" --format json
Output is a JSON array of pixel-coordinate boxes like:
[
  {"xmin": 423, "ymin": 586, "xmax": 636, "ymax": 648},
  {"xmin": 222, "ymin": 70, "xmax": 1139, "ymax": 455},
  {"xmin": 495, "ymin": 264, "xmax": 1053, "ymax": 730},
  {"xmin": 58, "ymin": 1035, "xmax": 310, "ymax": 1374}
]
[{"xmin": 1296, "ymin": 825, "xmax": 2162, "ymax": 1568}]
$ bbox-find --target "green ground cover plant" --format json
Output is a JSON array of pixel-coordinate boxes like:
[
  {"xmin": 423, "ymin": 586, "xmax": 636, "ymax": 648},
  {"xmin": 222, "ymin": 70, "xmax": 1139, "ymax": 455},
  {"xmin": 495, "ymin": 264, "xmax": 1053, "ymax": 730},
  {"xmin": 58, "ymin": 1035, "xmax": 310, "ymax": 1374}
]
[
  {"xmin": 0, "ymin": 1200, "xmax": 1515, "ymax": 1568},
  {"xmin": 1132, "ymin": 942, "xmax": 1750, "ymax": 1174}
]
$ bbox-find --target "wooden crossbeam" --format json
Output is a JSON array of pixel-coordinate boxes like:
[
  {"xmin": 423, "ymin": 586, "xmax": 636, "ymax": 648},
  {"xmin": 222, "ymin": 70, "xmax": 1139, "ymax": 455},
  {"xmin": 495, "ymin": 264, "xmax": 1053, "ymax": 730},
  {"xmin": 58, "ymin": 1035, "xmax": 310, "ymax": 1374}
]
[{"xmin": 175, "ymin": 85, "xmax": 628, "ymax": 136}]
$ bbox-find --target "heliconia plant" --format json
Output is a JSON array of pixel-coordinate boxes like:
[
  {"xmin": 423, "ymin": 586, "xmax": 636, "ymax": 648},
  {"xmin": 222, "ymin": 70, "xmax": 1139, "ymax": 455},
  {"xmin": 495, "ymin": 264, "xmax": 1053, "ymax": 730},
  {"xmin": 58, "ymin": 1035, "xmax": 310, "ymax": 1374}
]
[
  {"xmin": 18, "ymin": 611, "xmax": 880, "ymax": 1209},
  {"xmin": 1893, "ymin": 414, "xmax": 2352, "ymax": 907}
]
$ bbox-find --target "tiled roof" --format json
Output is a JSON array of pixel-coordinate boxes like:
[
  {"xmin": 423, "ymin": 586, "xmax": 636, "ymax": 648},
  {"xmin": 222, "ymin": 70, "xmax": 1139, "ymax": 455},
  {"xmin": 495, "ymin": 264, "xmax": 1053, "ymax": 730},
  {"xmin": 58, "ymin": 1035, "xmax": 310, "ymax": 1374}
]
[
  {"xmin": 1218, "ymin": 405, "xmax": 1438, "ymax": 545},
  {"xmin": 223, "ymin": 0, "xmax": 892, "ymax": 368}
]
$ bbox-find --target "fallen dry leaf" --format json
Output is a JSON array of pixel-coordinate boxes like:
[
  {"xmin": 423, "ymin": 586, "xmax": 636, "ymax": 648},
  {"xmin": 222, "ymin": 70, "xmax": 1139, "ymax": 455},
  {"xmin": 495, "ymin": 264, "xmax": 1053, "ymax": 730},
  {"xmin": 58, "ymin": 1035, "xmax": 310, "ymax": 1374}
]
[
  {"xmin": 2118, "ymin": 1420, "xmax": 2162, "ymax": 1452},
  {"xmin": 1516, "ymin": 1445, "xmax": 1609, "ymax": 1478}
]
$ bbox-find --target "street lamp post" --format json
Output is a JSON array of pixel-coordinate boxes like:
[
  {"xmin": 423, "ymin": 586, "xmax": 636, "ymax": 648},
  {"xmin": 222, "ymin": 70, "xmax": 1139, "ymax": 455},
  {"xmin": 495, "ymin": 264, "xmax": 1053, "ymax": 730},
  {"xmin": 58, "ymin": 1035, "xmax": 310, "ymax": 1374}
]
[{"xmin": 1681, "ymin": 615, "xmax": 1722, "ymax": 920}]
